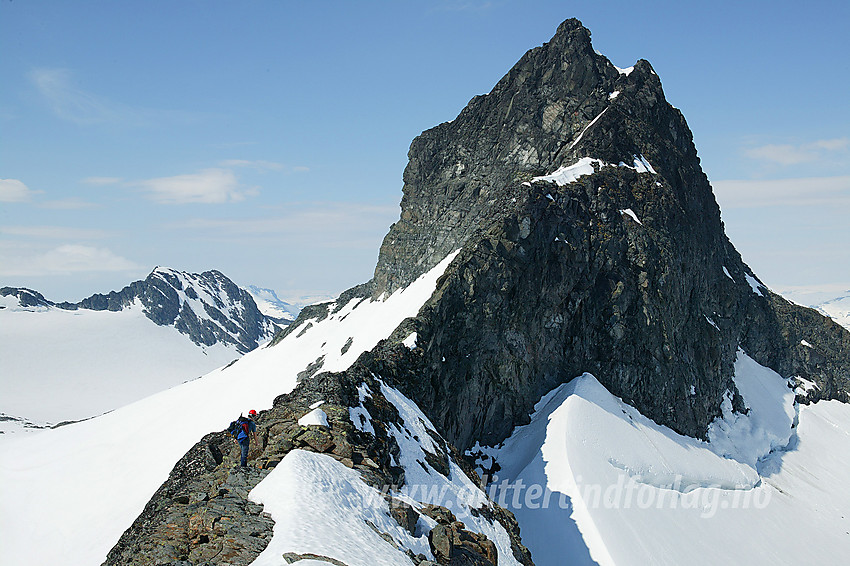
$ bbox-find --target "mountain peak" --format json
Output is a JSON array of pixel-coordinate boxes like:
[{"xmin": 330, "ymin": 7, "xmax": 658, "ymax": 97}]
[
  {"xmin": 358, "ymin": 19, "xmax": 850, "ymax": 447},
  {"xmin": 371, "ymin": 19, "xmax": 693, "ymax": 298}
]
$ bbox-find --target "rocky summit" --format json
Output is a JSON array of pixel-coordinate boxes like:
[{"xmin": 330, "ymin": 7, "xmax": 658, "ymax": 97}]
[{"xmin": 104, "ymin": 17, "xmax": 850, "ymax": 565}]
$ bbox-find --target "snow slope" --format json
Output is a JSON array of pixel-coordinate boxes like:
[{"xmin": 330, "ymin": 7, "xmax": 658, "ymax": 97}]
[
  {"xmin": 0, "ymin": 296, "xmax": 237, "ymax": 427},
  {"xmin": 529, "ymin": 155, "xmax": 658, "ymax": 187},
  {"xmin": 0, "ymin": 251, "xmax": 458, "ymax": 566},
  {"xmin": 481, "ymin": 352, "xmax": 850, "ymax": 565}
]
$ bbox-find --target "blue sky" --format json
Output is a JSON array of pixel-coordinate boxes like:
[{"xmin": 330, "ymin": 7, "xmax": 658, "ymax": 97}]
[{"xmin": 2, "ymin": 0, "xmax": 848, "ymax": 302}]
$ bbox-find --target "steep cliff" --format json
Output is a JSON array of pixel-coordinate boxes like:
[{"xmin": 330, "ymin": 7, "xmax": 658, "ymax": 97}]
[{"xmin": 359, "ymin": 18, "xmax": 849, "ymax": 447}]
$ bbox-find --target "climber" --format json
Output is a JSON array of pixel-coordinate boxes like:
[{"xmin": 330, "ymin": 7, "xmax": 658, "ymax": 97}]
[{"xmin": 231, "ymin": 409, "xmax": 259, "ymax": 468}]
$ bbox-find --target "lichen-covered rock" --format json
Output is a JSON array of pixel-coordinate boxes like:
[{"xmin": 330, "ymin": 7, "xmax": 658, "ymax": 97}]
[{"xmin": 422, "ymin": 505, "xmax": 505, "ymax": 566}]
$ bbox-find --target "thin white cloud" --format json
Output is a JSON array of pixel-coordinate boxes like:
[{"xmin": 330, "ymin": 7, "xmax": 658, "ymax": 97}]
[
  {"xmin": 28, "ymin": 68, "xmax": 197, "ymax": 127},
  {"xmin": 133, "ymin": 168, "xmax": 257, "ymax": 204},
  {"xmin": 40, "ymin": 198, "xmax": 100, "ymax": 210},
  {"xmin": 166, "ymin": 202, "xmax": 398, "ymax": 248},
  {"xmin": 0, "ymin": 243, "xmax": 140, "ymax": 277},
  {"xmin": 81, "ymin": 176, "xmax": 123, "ymax": 185},
  {"xmin": 812, "ymin": 138, "xmax": 849, "ymax": 151},
  {"xmin": 0, "ymin": 178, "xmax": 38, "ymax": 202},
  {"xmin": 744, "ymin": 137, "xmax": 849, "ymax": 166},
  {"xmin": 29, "ymin": 68, "xmax": 137, "ymax": 125},
  {"xmin": 1, "ymin": 225, "xmax": 110, "ymax": 239},
  {"xmin": 712, "ymin": 175, "xmax": 850, "ymax": 209},
  {"xmin": 219, "ymin": 159, "xmax": 284, "ymax": 171}
]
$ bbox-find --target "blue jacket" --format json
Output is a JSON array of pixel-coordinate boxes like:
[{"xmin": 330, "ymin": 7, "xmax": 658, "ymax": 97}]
[{"xmin": 237, "ymin": 418, "xmax": 256, "ymax": 441}]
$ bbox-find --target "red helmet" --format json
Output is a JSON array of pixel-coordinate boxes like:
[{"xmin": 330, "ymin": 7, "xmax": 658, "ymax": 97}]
[{"xmin": 248, "ymin": 409, "xmax": 257, "ymax": 417}]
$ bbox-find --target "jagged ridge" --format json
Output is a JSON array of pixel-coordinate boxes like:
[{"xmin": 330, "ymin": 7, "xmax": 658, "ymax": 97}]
[{"xmin": 2, "ymin": 267, "xmax": 279, "ymax": 354}]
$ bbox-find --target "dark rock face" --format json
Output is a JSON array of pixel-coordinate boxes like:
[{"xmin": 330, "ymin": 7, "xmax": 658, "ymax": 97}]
[
  {"xmin": 421, "ymin": 503, "xmax": 530, "ymax": 566},
  {"xmin": 0, "ymin": 287, "xmax": 53, "ymax": 308},
  {"xmin": 4, "ymin": 268, "xmax": 279, "ymax": 353},
  {"xmin": 104, "ymin": 367, "xmax": 531, "ymax": 566},
  {"xmin": 743, "ymin": 294, "xmax": 850, "ymax": 405},
  {"xmin": 372, "ymin": 19, "xmax": 678, "ymax": 297}
]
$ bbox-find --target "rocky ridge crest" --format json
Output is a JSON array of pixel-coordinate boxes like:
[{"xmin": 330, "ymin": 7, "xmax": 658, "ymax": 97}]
[{"xmin": 104, "ymin": 361, "xmax": 532, "ymax": 566}]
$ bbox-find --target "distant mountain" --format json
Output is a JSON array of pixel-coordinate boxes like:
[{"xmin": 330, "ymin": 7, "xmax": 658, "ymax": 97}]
[
  {"xmin": 0, "ymin": 412, "xmax": 47, "ymax": 435},
  {"xmin": 245, "ymin": 285, "xmax": 317, "ymax": 325},
  {"xmin": 818, "ymin": 293, "xmax": 850, "ymax": 330},
  {"xmin": 73, "ymin": 267, "xmax": 281, "ymax": 353},
  {"xmin": 0, "ymin": 267, "xmax": 281, "ymax": 428},
  {"xmin": 777, "ymin": 288, "xmax": 850, "ymax": 331}
]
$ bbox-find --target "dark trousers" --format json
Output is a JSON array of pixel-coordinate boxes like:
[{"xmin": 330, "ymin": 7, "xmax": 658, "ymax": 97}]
[{"xmin": 239, "ymin": 438, "xmax": 249, "ymax": 467}]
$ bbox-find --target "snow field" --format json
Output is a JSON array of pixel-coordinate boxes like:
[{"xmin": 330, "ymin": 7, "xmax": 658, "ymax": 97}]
[
  {"xmin": 619, "ymin": 208, "xmax": 642, "ymax": 225},
  {"xmin": 348, "ymin": 382, "xmax": 376, "ymax": 435},
  {"xmin": 298, "ymin": 406, "xmax": 329, "ymax": 427},
  {"xmin": 479, "ymin": 352, "xmax": 850, "ymax": 565},
  {"xmin": 249, "ymin": 450, "xmax": 430, "ymax": 566},
  {"xmin": 0, "ymin": 251, "xmax": 460, "ymax": 566},
  {"xmin": 817, "ymin": 293, "xmax": 850, "ymax": 330},
  {"xmin": 745, "ymin": 272, "xmax": 766, "ymax": 296},
  {"xmin": 706, "ymin": 350, "xmax": 796, "ymax": 467},
  {"xmin": 0, "ymin": 297, "xmax": 238, "ymax": 425}
]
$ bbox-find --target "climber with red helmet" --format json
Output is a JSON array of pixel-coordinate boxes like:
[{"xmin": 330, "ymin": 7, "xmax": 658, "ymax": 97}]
[{"xmin": 229, "ymin": 409, "xmax": 259, "ymax": 468}]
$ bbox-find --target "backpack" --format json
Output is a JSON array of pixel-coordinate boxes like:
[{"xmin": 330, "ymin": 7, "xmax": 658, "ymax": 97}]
[{"xmin": 228, "ymin": 415, "xmax": 250, "ymax": 439}]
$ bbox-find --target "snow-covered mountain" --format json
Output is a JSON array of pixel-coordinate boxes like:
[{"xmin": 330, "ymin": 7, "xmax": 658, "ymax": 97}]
[
  {"xmin": 475, "ymin": 353, "xmax": 850, "ymax": 565},
  {"xmin": 779, "ymin": 287, "xmax": 850, "ymax": 331},
  {"xmin": 3, "ymin": 255, "xmax": 848, "ymax": 566},
  {"xmin": 0, "ymin": 267, "xmax": 280, "ymax": 429},
  {"xmin": 2, "ymin": 18, "xmax": 850, "ymax": 566},
  {"xmin": 246, "ymin": 285, "xmax": 331, "ymax": 325},
  {"xmin": 818, "ymin": 293, "xmax": 850, "ymax": 331}
]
